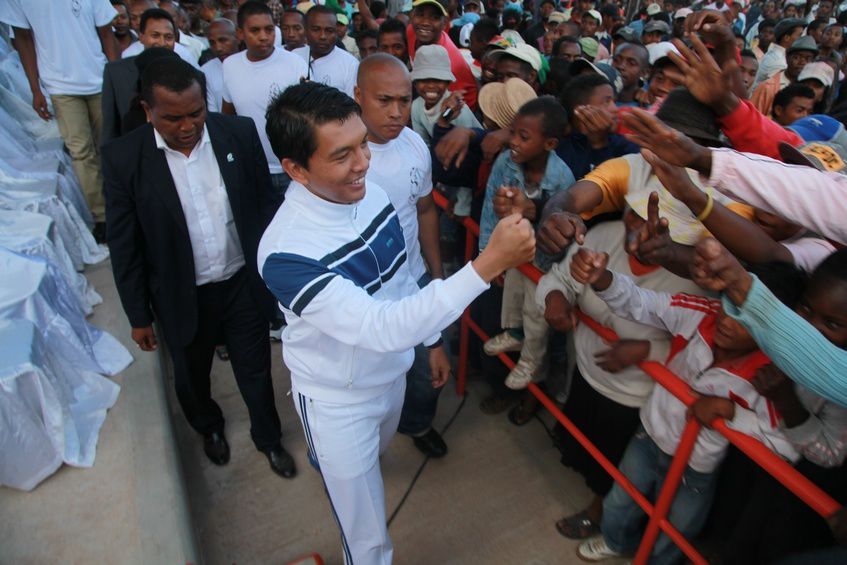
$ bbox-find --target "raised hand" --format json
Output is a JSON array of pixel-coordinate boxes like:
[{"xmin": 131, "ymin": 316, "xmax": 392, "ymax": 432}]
[
  {"xmin": 435, "ymin": 126, "xmax": 473, "ymax": 170},
  {"xmin": 594, "ymin": 339, "xmax": 651, "ymax": 373},
  {"xmin": 493, "ymin": 187, "xmax": 533, "ymax": 220},
  {"xmin": 473, "ymin": 213, "xmax": 536, "ymax": 282},
  {"xmin": 570, "ymin": 247, "xmax": 610, "ymax": 288},
  {"xmin": 544, "ymin": 290, "xmax": 576, "ymax": 332},
  {"xmin": 574, "ymin": 105, "xmax": 615, "ymax": 147},
  {"xmin": 626, "ymin": 191, "xmax": 674, "ymax": 266},
  {"xmin": 664, "ymin": 34, "xmax": 739, "ymax": 114},
  {"xmin": 537, "ymin": 211, "xmax": 587, "ymax": 254},
  {"xmin": 691, "ymin": 238, "xmax": 752, "ymax": 305},
  {"xmin": 683, "ymin": 10, "xmax": 739, "ymax": 66},
  {"xmin": 622, "ymin": 109, "xmax": 711, "ymax": 171},
  {"xmin": 641, "ymin": 149, "xmax": 701, "ymax": 205}
]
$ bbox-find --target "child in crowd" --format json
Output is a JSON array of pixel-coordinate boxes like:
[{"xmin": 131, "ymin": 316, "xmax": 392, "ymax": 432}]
[
  {"xmin": 693, "ymin": 242, "xmax": 847, "ymax": 563},
  {"xmin": 479, "ymin": 97, "xmax": 576, "ymax": 390},
  {"xmin": 410, "ymin": 44, "xmax": 481, "ymax": 217},
  {"xmin": 570, "ymin": 238, "xmax": 810, "ymax": 564}
]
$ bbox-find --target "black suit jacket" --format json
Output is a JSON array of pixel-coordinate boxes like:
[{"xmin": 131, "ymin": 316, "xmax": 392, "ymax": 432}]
[
  {"xmin": 101, "ymin": 56, "xmax": 139, "ymax": 144},
  {"xmin": 102, "ymin": 112, "xmax": 282, "ymax": 347}
]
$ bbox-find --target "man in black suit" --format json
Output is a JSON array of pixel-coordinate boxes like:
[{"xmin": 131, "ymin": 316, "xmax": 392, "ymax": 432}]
[{"xmin": 102, "ymin": 57, "xmax": 296, "ymax": 478}]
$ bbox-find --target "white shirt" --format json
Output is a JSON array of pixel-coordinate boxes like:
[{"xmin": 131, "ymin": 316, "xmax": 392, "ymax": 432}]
[
  {"xmin": 178, "ymin": 32, "xmax": 205, "ymax": 61},
  {"xmin": 201, "ymin": 57, "xmax": 224, "ymax": 113},
  {"xmin": 154, "ymin": 126, "xmax": 245, "ymax": 285},
  {"xmin": 292, "ymin": 45, "xmax": 359, "ymax": 97},
  {"xmin": 122, "ymin": 41, "xmax": 199, "ymax": 68},
  {"xmin": 753, "ymin": 43, "xmax": 786, "ymax": 89},
  {"xmin": 0, "ymin": 0, "xmax": 116, "ymax": 95},
  {"xmin": 221, "ymin": 49, "xmax": 307, "ymax": 175},
  {"xmin": 365, "ymin": 128, "xmax": 433, "ymax": 281},
  {"xmin": 705, "ymin": 2, "xmax": 731, "ymax": 11}
]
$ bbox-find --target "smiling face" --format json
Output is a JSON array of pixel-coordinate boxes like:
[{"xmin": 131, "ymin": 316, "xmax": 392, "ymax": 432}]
[
  {"xmin": 139, "ymin": 17, "xmax": 177, "ymax": 51},
  {"xmin": 509, "ymin": 113, "xmax": 556, "ymax": 165},
  {"xmin": 143, "ymin": 82, "xmax": 206, "ymax": 155},
  {"xmin": 289, "ymin": 116, "xmax": 371, "ymax": 204},
  {"xmin": 414, "ymin": 78, "xmax": 450, "ymax": 109},
  {"xmin": 713, "ymin": 308, "xmax": 757, "ymax": 351},
  {"xmin": 411, "ymin": 5, "xmax": 446, "ymax": 46}
]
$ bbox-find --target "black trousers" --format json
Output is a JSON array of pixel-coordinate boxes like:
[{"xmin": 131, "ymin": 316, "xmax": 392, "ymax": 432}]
[
  {"xmin": 164, "ymin": 269, "xmax": 282, "ymax": 452},
  {"xmin": 553, "ymin": 367, "xmax": 642, "ymax": 497}
]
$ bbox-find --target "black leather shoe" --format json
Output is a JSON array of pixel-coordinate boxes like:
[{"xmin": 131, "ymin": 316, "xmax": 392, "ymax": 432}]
[
  {"xmin": 265, "ymin": 447, "xmax": 297, "ymax": 479},
  {"xmin": 203, "ymin": 431, "xmax": 230, "ymax": 465},
  {"xmin": 412, "ymin": 428, "xmax": 448, "ymax": 458}
]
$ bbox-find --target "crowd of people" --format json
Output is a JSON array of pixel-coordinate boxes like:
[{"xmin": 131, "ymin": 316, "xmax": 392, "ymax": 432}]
[{"xmin": 4, "ymin": 0, "xmax": 847, "ymax": 563}]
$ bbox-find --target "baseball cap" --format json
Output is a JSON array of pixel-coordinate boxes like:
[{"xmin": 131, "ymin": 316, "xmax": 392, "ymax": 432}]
[
  {"xmin": 412, "ymin": 0, "xmax": 448, "ymax": 17},
  {"xmin": 493, "ymin": 44, "xmax": 543, "ymax": 71},
  {"xmin": 646, "ymin": 41, "xmax": 680, "ymax": 65},
  {"xmin": 547, "ymin": 11, "xmax": 568, "ymax": 24},
  {"xmin": 579, "ymin": 37, "xmax": 599, "ymax": 58},
  {"xmin": 613, "ymin": 25, "xmax": 640, "ymax": 43},
  {"xmin": 336, "ymin": 13, "xmax": 349, "ymax": 26},
  {"xmin": 779, "ymin": 141, "xmax": 847, "ymax": 175},
  {"xmin": 410, "ymin": 45, "xmax": 456, "ymax": 81},
  {"xmin": 569, "ymin": 59, "xmax": 624, "ymax": 96},
  {"xmin": 643, "ymin": 19, "xmax": 671, "ymax": 35},
  {"xmin": 788, "ymin": 115, "xmax": 847, "ymax": 146},
  {"xmin": 674, "ymin": 7, "xmax": 693, "ymax": 19},
  {"xmin": 584, "ymin": 9, "xmax": 602, "ymax": 22},
  {"xmin": 646, "ymin": 3, "xmax": 662, "ymax": 16},
  {"xmin": 798, "ymin": 61, "xmax": 834, "ymax": 86}
]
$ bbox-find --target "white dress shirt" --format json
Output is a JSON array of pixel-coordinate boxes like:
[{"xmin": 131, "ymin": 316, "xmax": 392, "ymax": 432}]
[
  {"xmin": 154, "ymin": 126, "xmax": 245, "ymax": 285},
  {"xmin": 122, "ymin": 41, "xmax": 200, "ymax": 68}
]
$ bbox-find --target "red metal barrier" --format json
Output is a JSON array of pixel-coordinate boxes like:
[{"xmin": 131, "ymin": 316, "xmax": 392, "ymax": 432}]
[{"xmin": 432, "ymin": 190, "xmax": 841, "ymax": 563}]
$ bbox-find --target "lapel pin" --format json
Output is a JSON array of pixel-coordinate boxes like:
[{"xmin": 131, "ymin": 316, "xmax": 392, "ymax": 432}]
[{"xmin": 227, "ymin": 153, "xmax": 235, "ymax": 162}]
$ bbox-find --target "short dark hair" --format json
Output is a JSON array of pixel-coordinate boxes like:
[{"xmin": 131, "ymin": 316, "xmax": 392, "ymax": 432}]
[
  {"xmin": 810, "ymin": 248, "xmax": 847, "ymax": 286},
  {"xmin": 306, "ymin": 4, "xmax": 337, "ymax": 23},
  {"xmin": 237, "ymin": 0, "xmax": 272, "ymax": 28},
  {"xmin": 759, "ymin": 18, "xmax": 776, "ymax": 31},
  {"xmin": 379, "ymin": 18, "xmax": 407, "ymax": 40},
  {"xmin": 470, "ymin": 18, "xmax": 499, "ymax": 42},
  {"xmin": 265, "ymin": 83, "xmax": 362, "ymax": 169},
  {"xmin": 498, "ymin": 53, "xmax": 534, "ymax": 76},
  {"xmin": 773, "ymin": 83, "xmax": 816, "ymax": 110},
  {"xmin": 370, "ymin": 1, "xmax": 387, "ymax": 18},
  {"xmin": 553, "ymin": 35, "xmax": 581, "ymax": 56},
  {"xmin": 140, "ymin": 8, "xmax": 176, "ymax": 34},
  {"xmin": 560, "ymin": 73, "xmax": 610, "ymax": 122},
  {"xmin": 356, "ymin": 28, "xmax": 379, "ymax": 46},
  {"xmin": 808, "ymin": 19, "xmax": 826, "ymax": 34},
  {"xmin": 740, "ymin": 48, "xmax": 757, "ymax": 60},
  {"xmin": 516, "ymin": 96, "xmax": 568, "ymax": 138},
  {"xmin": 141, "ymin": 57, "xmax": 207, "ymax": 108},
  {"xmin": 283, "ymin": 8, "xmax": 305, "ymax": 21},
  {"xmin": 111, "ymin": 0, "xmax": 127, "ymax": 9}
]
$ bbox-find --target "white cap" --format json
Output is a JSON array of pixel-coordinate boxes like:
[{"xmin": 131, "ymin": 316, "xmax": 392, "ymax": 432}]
[
  {"xmin": 674, "ymin": 7, "xmax": 693, "ymax": 19},
  {"xmin": 799, "ymin": 61, "xmax": 835, "ymax": 87},
  {"xmin": 646, "ymin": 41, "xmax": 680, "ymax": 65},
  {"xmin": 646, "ymin": 3, "xmax": 662, "ymax": 16}
]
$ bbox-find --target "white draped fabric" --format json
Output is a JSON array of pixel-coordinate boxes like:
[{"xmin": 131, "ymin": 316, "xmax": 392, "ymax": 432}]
[{"xmin": 0, "ymin": 319, "xmax": 120, "ymax": 491}]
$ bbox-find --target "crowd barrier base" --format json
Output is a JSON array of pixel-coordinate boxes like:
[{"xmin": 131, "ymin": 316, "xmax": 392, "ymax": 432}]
[{"xmin": 431, "ymin": 191, "xmax": 840, "ymax": 564}]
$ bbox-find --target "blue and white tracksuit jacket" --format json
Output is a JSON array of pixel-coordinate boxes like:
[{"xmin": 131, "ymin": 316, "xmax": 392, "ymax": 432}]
[{"xmin": 257, "ymin": 180, "xmax": 489, "ymax": 404}]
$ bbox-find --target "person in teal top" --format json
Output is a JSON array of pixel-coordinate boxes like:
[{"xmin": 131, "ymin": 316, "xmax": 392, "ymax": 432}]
[{"xmin": 691, "ymin": 238, "xmax": 847, "ymax": 408}]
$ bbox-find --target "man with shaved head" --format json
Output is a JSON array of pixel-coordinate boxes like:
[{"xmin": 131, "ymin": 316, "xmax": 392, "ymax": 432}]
[
  {"xmin": 201, "ymin": 18, "xmax": 240, "ymax": 112},
  {"xmin": 355, "ymin": 54, "xmax": 450, "ymax": 459}
]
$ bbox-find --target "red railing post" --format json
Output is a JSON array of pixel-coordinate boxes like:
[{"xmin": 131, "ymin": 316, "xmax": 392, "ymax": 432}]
[
  {"xmin": 633, "ymin": 419, "xmax": 706, "ymax": 565},
  {"xmin": 455, "ymin": 226, "xmax": 475, "ymax": 396}
]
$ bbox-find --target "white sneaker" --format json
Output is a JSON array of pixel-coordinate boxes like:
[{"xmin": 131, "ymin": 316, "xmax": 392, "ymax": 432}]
[
  {"xmin": 577, "ymin": 535, "xmax": 623, "ymax": 562},
  {"xmin": 483, "ymin": 331, "xmax": 523, "ymax": 356},
  {"xmin": 504, "ymin": 359, "xmax": 539, "ymax": 390}
]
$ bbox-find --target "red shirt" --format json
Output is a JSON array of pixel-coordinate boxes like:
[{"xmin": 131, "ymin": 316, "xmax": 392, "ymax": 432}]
[
  {"xmin": 718, "ymin": 99, "xmax": 802, "ymax": 160},
  {"xmin": 406, "ymin": 25, "xmax": 479, "ymax": 110}
]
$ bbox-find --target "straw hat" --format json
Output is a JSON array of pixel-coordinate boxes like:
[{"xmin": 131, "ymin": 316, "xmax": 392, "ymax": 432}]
[{"xmin": 478, "ymin": 77, "xmax": 537, "ymax": 129}]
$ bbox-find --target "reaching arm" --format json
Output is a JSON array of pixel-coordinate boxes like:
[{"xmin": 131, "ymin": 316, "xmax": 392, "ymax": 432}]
[
  {"xmin": 356, "ymin": 0, "xmax": 381, "ymax": 30},
  {"xmin": 416, "ymin": 194, "xmax": 444, "ymax": 279}
]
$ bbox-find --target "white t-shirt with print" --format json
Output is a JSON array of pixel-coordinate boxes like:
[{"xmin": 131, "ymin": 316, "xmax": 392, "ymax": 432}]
[
  {"xmin": 221, "ymin": 48, "xmax": 308, "ymax": 174},
  {"xmin": 292, "ymin": 45, "xmax": 359, "ymax": 97},
  {"xmin": 0, "ymin": 0, "xmax": 116, "ymax": 95},
  {"xmin": 366, "ymin": 127, "xmax": 433, "ymax": 281}
]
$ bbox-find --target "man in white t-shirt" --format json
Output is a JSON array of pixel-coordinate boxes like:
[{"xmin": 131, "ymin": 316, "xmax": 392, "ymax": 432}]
[
  {"xmin": 355, "ymin": 54, "xmax": 450, "ymax": 458},
  {"xmin": 293, "ymin": 5, "xmax": 359, "ymax": 96},
  {"xmin": 0, "ymin": 0, "xmax": 119, "ymax": 239},
  {"xmin": 201, "ymin": 19, "xmax": 241, "ymax": 113},
  {"xmin": 221, "ymin": 1, "xmax": 307, "ymax": 196}
]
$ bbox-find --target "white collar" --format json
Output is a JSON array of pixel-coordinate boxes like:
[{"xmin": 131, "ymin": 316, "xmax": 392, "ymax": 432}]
[{"xmin": 154, "ymin": 125, "xmax": 210, "ymax": 156}]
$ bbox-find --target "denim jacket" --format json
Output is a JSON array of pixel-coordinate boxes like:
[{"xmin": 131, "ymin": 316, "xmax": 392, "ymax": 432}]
[{"xmin": 479, "ymin": 148, "xmax": 576, "ymax": 272}]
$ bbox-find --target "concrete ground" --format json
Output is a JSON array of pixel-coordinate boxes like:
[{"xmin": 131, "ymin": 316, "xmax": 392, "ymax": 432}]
[{"xmin": 0, "ymin": 259, "xmax": 632, "ymax": 565}]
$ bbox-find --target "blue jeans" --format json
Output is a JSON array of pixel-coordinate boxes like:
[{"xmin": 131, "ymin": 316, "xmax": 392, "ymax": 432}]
[
  {"xmin": 602, "ymin": 427, "xmax": 718, "ymax": 565},
  {"xmin": 398, "ymin": 274, "xmax": 449, "ymax": 436}
]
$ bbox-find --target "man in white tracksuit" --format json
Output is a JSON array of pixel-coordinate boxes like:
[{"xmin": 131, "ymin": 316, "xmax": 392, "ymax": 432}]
[{"xmin": 258, "ymin": 82, "xmax": 536, "ymax": 565}]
